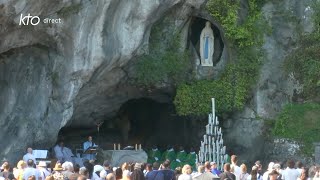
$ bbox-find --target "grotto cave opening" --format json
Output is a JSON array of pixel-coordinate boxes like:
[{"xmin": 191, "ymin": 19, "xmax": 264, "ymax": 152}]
[{"xmin": 57, "ymin": 98, "xmax": 206, "ymax": 152}]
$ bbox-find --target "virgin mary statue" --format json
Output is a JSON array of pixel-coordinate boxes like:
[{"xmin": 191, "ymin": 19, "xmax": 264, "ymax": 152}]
[{"xmin": 200, "ymin": 21, "xmax": 214, "ymax": 66}]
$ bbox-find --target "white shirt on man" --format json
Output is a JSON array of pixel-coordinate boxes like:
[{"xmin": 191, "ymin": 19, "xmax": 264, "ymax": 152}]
[
  {"xmin": 232, "ymin": 164, "xmax": 241, "ymax": 179},
  {"xmin": 281, "ymin": 168, "xmax": 300, "ymax": 180},
  {"xmin": 23, "ymin": 153, "xmax": 36, "ymax": 164},
  {"xmin": 23, "ymin": 167, "xmax": 41, "ymax": 180}
]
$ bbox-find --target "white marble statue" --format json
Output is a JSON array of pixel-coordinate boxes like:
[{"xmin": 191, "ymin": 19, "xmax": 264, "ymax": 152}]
[{"xmin": 200, "ymin": 21, "xmax": 214, "ymax": 66}]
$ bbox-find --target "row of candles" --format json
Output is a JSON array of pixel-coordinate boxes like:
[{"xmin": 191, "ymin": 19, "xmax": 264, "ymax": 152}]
[{"xmin": 113, "ymin": 144, "xmax": 142, "ymax": 150}]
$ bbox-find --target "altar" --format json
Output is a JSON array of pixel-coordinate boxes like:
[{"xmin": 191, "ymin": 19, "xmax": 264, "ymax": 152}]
[{"xmin": 96, "ymin": 150, "xmax": 148, "ymax": 167}]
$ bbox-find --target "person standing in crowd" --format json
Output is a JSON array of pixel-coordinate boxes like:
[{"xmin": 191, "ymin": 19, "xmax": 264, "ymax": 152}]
[
  {"xmin": 131, "ymin": 163, "xmax": 145, "ymax": 180},
  {"xmin": 177, "ymin": 164, "xmax": 192, "ymax": 180},
  {"xmin": 159, "ymin": 160, "xmax": 176, "ymax": 180},
  {"xmin": 145, "ymin": 162, "xmax": 164, "ymax": 180},
  {"xmin": 14, "ymin": 160, "xmax": 26, "ymax": 180},
  {"xmin": 100, "ymin": 161, "xmax": 113, "ymax": 179},
  {"xmin": 115, "ymin": 168, "xmax": 122, "ymax": 180},
  {"xmin": 247, "ymin": 165, "xmax": 262, "ymax": 180},
  {"xmin": 193, "ymin": 162, "xmax": 218, "ymax": 180},
  {"xmin": 23, "ymin": 148, "xmax": 36, "ymax": 164},
  {"xmin": 268, "ymin": 170, "xmax": 280, "ymax": 180},
  {"xmin": 37, "ymin": 161, "xmax": 50, "ymax": 180},
  {"xmin": 219, "ymin": 163, "xmax": 236, "ymax": 180},
  {"xmin": 0, "ymin": 161, "xmax": 13, "ymax": 179},
  {"xmin": 281, "ymin": 160, "xmax": 300, "ymax": 180},
  {"xmin": 52, "ymin": 163, "xmax": 65, "ymax": 180},
  {"xmin": 23, "ymin": 160, "xmax": 41, "ymax": 180},
  {"xmin": 210, "ymin": 162, "xmax": 221, "ymax": 176},
  {"xmin": 192, "ymin": 165, "xmax": 204, "ymax": 179},
  {"xmin": 297, "ymin": 168, "xmax": 309, "ymax": 180},
  {"xmin": 296, "ymin": 161, "xmax": 303, "ymax": 175},
  {"xmin": 83, "ymin": 136, "xmax": 98, "ymax": 161},
  {"xmin": 62, "ymin": 161, "xmax": 74, "ymax": 179},
  {"xmin": 272, "ymin": 163, "xmax": 282, "ymax": 179},
  {"xmin": 313, "ymin": 167, "xmax": 320, "ymax": 180},
  {"xmin": 254, "ymin": 161, "xmax": 263, "ymax": 180},
  {"xmin": 231, "ymin": 155, "xmax": 241, "ymax": 179},
  {"xmin": 106, "ymin": 173, "xmax": 116, "ymax": 180},
  {"xmin": 239, "ymin": 164, "xmax": 249, "ymax": 180},
  {"xmin": 144, "ymin": 164, "xmax": 152, "ymax": 177},
  {"xmin": 262, "ymin": 162, "xmax": 274, "ymax": 180}
]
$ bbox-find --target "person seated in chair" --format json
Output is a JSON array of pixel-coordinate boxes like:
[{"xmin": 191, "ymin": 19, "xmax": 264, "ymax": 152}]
[{"xmin": 54, "ymin": 141, "xmax": 74, "ymax": 163}]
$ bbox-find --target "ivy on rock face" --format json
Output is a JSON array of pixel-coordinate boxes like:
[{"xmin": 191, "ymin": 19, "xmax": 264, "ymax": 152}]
[
  {"xmin": 272, "ymin": 103, "xmax": 320, "ymax": 155},
  {"xmin": 174, "ymin": 0, "xmax": 266, "ymax": 115},
  {"xmin": 283, "ymin": 1, "xmax": 320, "ymax": 101},
  {"xmin": 134, "ymin": 22, "xmax": 191, "ymax": 87}
]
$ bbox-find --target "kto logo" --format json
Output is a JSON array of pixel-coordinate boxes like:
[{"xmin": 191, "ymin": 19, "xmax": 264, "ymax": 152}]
[{"xmin": 19, "ymin": 14, "xmax": 40, "ymax": 25}]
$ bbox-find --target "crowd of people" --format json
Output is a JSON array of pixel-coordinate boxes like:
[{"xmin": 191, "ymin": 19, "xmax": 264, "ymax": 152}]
[{"xmin": 1, "ymin": 151, "xmax": 320, "ymax": 180}]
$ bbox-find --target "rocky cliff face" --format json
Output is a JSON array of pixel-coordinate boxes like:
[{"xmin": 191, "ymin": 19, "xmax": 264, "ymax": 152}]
[
  {"xmin": 0, "ymin": 0, "xmax": 316, "ymax": 164},
  {"xmin": 223, "ymin": 0, "xmax": 315, "ymax": 163},
  {"xmin": 0, "ymin": 0, "xmax": 205, "ymax": 161}
]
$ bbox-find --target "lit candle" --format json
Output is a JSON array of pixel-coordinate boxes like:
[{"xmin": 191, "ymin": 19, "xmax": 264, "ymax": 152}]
[
  {"xmin": 114, "ymin": 144, "xmax": 116, "ymax": 150},
  {"xmin": 118, "ymin": 144, "xmax": 120, "ymax": 150},
  {"xmin": 139, "ymin": 144, "xmax": 142, "ymax": 150},
  {"xmin": 135, "ymin": 144, "xmax": 137, "ymax": 151}
]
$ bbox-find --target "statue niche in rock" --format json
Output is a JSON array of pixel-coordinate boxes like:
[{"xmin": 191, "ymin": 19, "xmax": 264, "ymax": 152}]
[{"xmin": 200, "ymin": 21, "xmax": 214, "ymax": 66}]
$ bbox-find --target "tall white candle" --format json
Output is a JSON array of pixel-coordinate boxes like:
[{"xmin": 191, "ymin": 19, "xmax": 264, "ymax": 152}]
[{"xmin": 212, "ymin": 98, "xmax": 215, "ymax": 120}]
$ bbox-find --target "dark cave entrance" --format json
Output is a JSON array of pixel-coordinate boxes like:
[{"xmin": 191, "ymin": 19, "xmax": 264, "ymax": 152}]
[
  {"xmin": 57, "ymin": 98, "xmax": 204, "ymax": 151},
  {"xmin": 189, "ymin": 17, "xmax": 224, "ymax": 66}
]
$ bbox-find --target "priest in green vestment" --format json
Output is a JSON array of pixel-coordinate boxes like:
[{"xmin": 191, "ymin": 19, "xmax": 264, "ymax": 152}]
[
  {"xmin": 161, "ymin": 146, "xmax": 176, "ymax": 162},
  {"xmin": 147, "ymin": 146, "xmax": 161, "ymax": 163}
]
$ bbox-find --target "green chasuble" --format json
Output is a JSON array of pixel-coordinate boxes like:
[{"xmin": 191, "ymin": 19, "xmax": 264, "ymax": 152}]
[
  {"xmin": 147, "ymin": 149, "xmax": 161, "ymax": 163},
  {"xmin": 176, "ymin": 150, "xmax": 187, "ymax": 163},
  {"xmin": 162, "ymin": 148, "xmax": 176, "ymax": 162},
  {"xmin": 170, "ymin": 159, "xmax": 181, "ymax": 169},
  {"xmin": 186, "ymin": 152, "xmax": 196, "ymax": 167}
]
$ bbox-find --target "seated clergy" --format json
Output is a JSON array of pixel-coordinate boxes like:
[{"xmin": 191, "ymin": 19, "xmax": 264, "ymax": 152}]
[{"xmin": 54, "ymin": 141, "xmax": 74, "ymax": 163}]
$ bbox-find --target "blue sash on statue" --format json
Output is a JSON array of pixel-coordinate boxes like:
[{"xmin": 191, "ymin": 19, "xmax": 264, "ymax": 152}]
[{"xmin": 204, "ymin": 36, "xmax": 209, "ymax": 59}]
